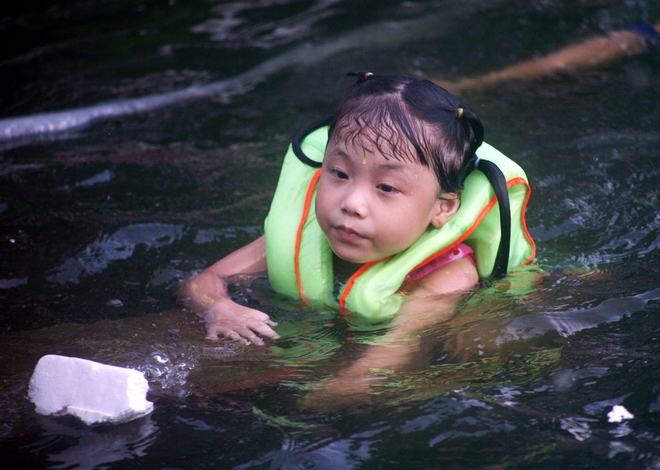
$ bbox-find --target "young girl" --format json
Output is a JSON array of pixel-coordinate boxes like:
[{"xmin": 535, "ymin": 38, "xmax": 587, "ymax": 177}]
[{"xmin": 180, "ymin": 73, "xmax": 535, "ymax": 352}]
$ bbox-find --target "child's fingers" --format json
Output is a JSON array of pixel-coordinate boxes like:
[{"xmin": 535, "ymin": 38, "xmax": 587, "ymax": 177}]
[
  {"xmin": 203, "ymin": 304, "xmax": 279, "ymax": 345},
  {"xmin": 204, "ymin": 321, "xmax": 226, "ymax": 340},
  {"xmin": 248, "ymin": 309, "xmax": 277, "ymax": 327},
  {"xmin": 206, "ymin": 321, "xmax": 277, "ymax": 346},
  {"xmin": 223, "ymin": 329, "xmax": 250, "ymax": 344},
  {"xmin": 234, "ymin": 327, "xmax": 265, "ymax": 346},
  {"xmin": 204, "ymin": 324, "xmax": 225, "ymax": 341},
  {"xmin": 244, "ymin": 320, "xmax": 280, "ymax": 341},
  {"xmin": 206, "ymin": 324, "xmax": 245, "ymax": 343},
  {"xmin": 238, "ymin": 308, "xmax": 279, "ymax": 338}
]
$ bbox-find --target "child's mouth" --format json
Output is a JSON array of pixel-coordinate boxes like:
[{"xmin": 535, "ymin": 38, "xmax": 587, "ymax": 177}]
[{"xmin": 334, "ymin": 225, "xmax": 366, "ymax": 243}]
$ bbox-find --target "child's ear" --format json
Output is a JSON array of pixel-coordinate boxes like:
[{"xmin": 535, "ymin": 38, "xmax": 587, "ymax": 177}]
[{"xmin": 430, "ymin": 194, "xmax": 460, "ymax": 228}]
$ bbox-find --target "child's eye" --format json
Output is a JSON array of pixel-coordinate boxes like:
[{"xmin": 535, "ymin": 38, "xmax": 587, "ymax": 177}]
[
  {"xmin": 377, "ymin": 184, "xmax": 398, "ymax": 194},
  {"xmin": 332, "ymin": 169, "xmax": 348, "ymax": 180}
]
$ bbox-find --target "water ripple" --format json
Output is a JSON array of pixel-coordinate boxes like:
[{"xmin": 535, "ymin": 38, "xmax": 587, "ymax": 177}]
[{"xmin": 46, "ymin": 223, "xmax": 184, "ymax": 284}]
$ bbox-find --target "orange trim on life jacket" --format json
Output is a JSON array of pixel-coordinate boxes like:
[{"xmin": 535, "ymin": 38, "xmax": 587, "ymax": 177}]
[
  {"xmin": 516, "ymin": 177, "xmax": 537, "ymax": 265},
  {"xmin": 339, "ymin": 256, "xmax": 392, "ymax": 313},
  {"xmin": 294, "ymin": 168, "xmax": 323, "ymax": 304}
]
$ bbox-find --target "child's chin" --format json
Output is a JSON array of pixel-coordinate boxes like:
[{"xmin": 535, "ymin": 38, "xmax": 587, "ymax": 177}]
[
  {"xmin": 335, "ymin": 251, "xmax": 380, "ymax": 265},
  {"xmin": 330, "ymin": 242, "xmax": 386, "ymax": 265}
]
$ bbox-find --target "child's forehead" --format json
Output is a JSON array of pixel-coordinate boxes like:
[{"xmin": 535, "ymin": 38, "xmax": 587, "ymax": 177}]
[{"xmin": 329, "ymin": 123, "xmax": 419, "ymax": 163}]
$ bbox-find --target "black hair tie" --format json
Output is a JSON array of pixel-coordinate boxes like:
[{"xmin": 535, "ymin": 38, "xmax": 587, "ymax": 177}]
[
  {"xmin": 333, "ymin": 71, "xmax": 375, "ymax": 92},
  {"xmin": 347, "ymin": 71, "xmax": 374, "ymax": 83}
]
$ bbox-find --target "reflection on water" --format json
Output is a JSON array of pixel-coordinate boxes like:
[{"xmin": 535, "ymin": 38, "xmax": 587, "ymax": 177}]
[
  {"xmin": 47, "ymin": 223, "xmax": 184, "ymax": 284},
  {"xmin": 0, "ymin": 0, "xmax": 509, "ymax": 147},
  {"xmin": 235, "ymin": 435, "xmax": 377, "ymax": 470},
  {"xmin": 507, "ymin": 286, "xmax": 660, "ymax": 339},
  {"xmin": 2, "ymin": 0, "xmax": 660, "ymax": 468},
  {"xmin": 35, "ymin": 416, "xmax": 158, "ymax": 470}
]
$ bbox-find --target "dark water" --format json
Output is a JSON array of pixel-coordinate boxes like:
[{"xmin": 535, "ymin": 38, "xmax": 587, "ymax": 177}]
[{"xmin": 2, "ymin": 1, "xmax": 660, "ymax": 468}]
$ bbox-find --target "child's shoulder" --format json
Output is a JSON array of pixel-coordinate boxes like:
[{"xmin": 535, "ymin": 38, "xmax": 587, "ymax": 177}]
[{"xmin": 404, "ymin": 244, "xmax": 478, "ymax": 295}]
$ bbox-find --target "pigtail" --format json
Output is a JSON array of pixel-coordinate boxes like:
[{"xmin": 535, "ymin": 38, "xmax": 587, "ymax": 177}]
[
  {"xmin": 459, "ymin": 106, "xmax": 510, "ymax": 278},
  {"xmin": 472, "ymin": 157, "xmax": 511, "ymax": 278},
  {"xmin": 291, "ymin": 115, "xmax": 333, "ymax": 168}
]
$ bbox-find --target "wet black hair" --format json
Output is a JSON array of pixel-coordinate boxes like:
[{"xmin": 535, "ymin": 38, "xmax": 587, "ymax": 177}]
[{"xmin": 293, "ymin": 72, "xmax": 484, "ymax": 195}]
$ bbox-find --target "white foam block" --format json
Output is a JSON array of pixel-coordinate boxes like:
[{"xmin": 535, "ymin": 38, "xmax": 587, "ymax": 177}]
[
  {"xmin": 28, "ymin": 354, "xmax": 153, "ymax": 425},
  {"xmin": 608, "ymin": 405, "xmax": 634, "ymax": 423}
]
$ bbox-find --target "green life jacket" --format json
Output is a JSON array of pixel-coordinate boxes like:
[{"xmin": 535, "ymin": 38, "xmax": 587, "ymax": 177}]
[{"xmin": 264, "ymin": 126, "xmax": 535, "ymax": 322}]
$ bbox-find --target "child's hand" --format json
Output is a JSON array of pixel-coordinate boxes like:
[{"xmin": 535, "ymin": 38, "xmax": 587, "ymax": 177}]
[{"xmin": 204, "ymin": 298, "xmax": 279, "ymax": 346}]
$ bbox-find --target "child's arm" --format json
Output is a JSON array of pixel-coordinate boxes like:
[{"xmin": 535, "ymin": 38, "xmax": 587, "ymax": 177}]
[
  {"xmin": 301, "ymin": 257, "xmax": 478, "ymax": 408},
  {"xmin": 340, "ymin": 257, "xmax": 478, "ymax": 370},
  {"xmin": 178, "ymin": 235, "xmax": 279, "ymax": 345}
]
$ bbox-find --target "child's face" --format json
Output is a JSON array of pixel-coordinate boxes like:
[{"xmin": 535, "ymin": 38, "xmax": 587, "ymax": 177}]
[{"xmin": 316, "ymin": 132, "xmax": 458, "ymax": 264}]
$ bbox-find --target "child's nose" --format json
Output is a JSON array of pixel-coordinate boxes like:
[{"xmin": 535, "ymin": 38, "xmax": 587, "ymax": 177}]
[{"xmin": 340, "ymin": 187, "xmax": 368, "ymax": 218}]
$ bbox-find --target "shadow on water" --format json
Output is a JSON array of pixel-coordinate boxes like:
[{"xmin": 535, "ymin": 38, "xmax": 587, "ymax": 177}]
[{"xmin": 2, "ymin": 0, "xmax": 660, "ymax": 468}]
